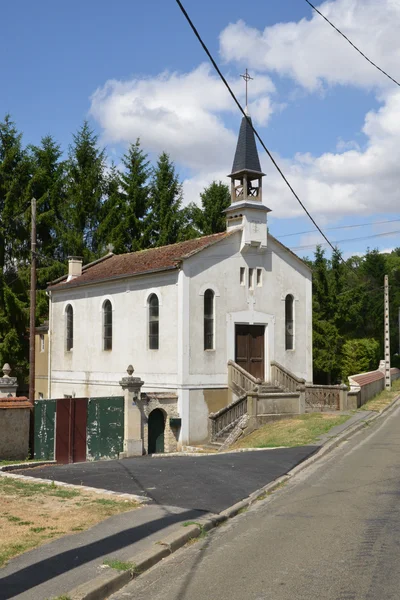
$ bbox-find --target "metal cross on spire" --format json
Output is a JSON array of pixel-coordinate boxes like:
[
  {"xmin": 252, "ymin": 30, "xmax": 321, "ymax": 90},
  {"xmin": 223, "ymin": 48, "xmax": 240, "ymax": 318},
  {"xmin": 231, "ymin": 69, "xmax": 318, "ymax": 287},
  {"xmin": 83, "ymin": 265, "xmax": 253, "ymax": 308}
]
[{"xmin": 241, "ymin": 68, "xmax": 254, "ymax": 109}]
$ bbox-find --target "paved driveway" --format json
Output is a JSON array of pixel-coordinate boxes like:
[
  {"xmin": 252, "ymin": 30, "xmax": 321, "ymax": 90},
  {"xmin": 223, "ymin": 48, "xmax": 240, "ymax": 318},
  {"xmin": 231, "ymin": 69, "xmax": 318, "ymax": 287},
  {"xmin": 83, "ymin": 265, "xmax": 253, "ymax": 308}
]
[{"xmin": 17, "ymin": 447, "xmax": 317, "ymax": 513}]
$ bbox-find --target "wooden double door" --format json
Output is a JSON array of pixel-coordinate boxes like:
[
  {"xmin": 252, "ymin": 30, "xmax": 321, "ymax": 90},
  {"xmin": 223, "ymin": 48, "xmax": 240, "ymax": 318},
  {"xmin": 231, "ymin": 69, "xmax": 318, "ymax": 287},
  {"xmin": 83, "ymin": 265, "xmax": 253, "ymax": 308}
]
[{"xmin": 235, "ymin": 324, "xmax": 265, "ymax": 381}]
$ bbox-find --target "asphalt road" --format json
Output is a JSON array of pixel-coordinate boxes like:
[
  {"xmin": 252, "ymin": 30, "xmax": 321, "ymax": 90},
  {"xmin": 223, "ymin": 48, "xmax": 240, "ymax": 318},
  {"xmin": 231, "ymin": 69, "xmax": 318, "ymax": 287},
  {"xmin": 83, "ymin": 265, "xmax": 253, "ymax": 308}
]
[
  {"xmin": 17, "ymin": 447, "xmax": 316, "ymax": 513},
  {"xmin": 109, "ymin": 404, "xmax": 400, "ymax": 600}
]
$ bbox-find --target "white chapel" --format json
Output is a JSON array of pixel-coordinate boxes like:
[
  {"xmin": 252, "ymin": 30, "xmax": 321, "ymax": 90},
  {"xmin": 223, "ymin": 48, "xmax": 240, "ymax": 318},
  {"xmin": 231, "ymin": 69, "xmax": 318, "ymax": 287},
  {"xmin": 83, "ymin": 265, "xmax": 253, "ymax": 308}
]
[{"xmin": 45, "ymin": 111, "xmax": 313, "ymax": 451}]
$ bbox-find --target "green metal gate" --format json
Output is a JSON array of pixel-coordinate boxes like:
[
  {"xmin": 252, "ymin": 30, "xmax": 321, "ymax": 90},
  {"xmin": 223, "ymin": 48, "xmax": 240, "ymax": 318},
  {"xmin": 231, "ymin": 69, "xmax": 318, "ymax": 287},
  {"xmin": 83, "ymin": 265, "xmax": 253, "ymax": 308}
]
[
  {"xmin": 86, "ymin": 396, "xmax": 124, "ymax": 460},
  {"xmin": 34, "ymin": 399, "xmax": 56, "ymax": 460}
]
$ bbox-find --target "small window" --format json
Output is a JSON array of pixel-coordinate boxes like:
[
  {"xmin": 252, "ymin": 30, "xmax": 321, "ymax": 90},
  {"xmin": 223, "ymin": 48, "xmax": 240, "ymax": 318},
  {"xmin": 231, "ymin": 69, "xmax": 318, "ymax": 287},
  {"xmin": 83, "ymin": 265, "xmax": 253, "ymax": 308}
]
[
  {"xmin": 240, "ymin": 267, "xmax": 245, "ymax": 286},
  {"xmin": 256, "ymin": 268, "xmax": 262, "ymax": 287},
  {"xmin": 204, "ymin": 289, "xmax": 215, "ymax": 350},
  {"xmin": 285, "ymin": 294, "xmax": 294, "ymax": 350},
  {"xmin": 103, "ymin": 300, "xmax": 112, "ymax": 351},
  {"xmin": 248, "ymin": 268, "xmax": 254, "ymax": 290},
  {"xmin": 40, "ymin": 334, "xmax": 45, "ymax": 352},
  {"xmin": 148, "ymin": 294, "xmax": 159, "ymax": 350},
  {"xmin": 65, "ymin": 305, "xmax": 73, "ymax": 351}
]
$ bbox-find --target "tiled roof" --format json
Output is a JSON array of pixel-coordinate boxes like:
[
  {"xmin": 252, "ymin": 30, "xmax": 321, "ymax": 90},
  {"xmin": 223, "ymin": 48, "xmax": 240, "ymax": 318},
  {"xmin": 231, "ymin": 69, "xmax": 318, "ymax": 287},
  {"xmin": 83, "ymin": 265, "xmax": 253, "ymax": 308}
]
[
  {"xmin": 350, "ymin": 368, "xmax": 400, "ymax": 387},
  {"xmin": 0, "ymin": 396, "xmax": 30, "ymax": 409},
  {"xmin": 230, "ymin": 115, "xmax": 263, "ymax": 175},
  {"xmin": 49, "ymin": 231, "xmax": 235, "ymax": 290}
]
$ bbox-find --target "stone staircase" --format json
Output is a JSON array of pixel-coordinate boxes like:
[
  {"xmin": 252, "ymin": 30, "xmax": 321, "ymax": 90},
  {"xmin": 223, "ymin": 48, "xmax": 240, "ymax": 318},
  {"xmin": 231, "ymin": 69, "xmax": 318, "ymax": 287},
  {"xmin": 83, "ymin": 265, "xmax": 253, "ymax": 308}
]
[{"xmin": 209, "ymin": 360, "xmax": 307, "ymax": 448}]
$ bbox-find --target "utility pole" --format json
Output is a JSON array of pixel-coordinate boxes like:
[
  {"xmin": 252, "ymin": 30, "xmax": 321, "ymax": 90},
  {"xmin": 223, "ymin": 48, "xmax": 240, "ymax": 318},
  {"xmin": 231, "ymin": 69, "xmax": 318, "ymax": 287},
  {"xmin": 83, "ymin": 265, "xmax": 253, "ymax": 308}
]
[
  {"xmin": 29, "ymin": 197, "xmax": 37, "ymax": 404},
  {"xmin": 384, "ymin": 274, "xmax": 391, "ymax": 390}
]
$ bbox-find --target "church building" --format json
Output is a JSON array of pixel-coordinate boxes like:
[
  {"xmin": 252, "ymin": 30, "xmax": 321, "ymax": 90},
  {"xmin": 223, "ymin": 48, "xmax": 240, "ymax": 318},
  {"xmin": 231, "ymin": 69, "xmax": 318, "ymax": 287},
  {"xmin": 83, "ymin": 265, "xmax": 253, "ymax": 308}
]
[{"xmin": 45, "ymin": 110, "xmax": 313, "ymax": 451}]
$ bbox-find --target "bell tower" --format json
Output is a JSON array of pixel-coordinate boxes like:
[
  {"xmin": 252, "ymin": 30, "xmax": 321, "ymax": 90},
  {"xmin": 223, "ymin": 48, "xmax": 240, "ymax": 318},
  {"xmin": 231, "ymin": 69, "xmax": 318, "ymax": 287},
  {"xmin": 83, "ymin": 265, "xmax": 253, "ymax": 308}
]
[{"xmin": 224, "ymin": 71, "xmax": 271, "ymax": 251}]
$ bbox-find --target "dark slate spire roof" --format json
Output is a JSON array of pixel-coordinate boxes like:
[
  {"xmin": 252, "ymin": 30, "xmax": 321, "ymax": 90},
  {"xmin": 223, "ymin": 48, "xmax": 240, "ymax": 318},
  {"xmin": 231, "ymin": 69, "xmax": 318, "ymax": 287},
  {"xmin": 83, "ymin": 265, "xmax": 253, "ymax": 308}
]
[{"xmin": 230, "ymin": 114, "xmax": 263, "ymax": 176}]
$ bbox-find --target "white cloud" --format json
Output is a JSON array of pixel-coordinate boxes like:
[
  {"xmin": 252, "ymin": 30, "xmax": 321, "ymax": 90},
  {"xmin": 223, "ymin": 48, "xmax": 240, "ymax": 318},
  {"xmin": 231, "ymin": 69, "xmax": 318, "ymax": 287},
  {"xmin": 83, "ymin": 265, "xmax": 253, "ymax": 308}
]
[
  {"xmin": 259, "ymin": 85, "xmax": 400, "ymax": 219},
  {"xmin": 89, "ymin": 63, "xmax": 275, "ymax": 173},
  {"xmin": 220, "ymin": 0, "xmax": 400, "ymax": 92}
]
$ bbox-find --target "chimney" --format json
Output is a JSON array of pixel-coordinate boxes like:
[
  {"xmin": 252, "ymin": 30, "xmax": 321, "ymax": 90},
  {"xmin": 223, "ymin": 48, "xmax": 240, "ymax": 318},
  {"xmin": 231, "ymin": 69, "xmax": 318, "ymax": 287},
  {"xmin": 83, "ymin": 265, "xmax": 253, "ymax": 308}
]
[{"xmin": 67, "ymin": 256, "xmax": 83, "ymax": 282}]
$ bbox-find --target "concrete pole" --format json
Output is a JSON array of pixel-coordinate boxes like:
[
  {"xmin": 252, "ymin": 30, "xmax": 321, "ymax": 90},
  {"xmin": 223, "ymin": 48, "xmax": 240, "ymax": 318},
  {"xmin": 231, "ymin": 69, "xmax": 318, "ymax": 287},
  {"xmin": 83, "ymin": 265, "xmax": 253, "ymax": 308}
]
[
  {"xmin": 29, "ymin": 197, "xmax": 37, "ymax": 403},
  {"xmin": 384, "ymin": 275, "xmax": 391, "ymax": 390}
]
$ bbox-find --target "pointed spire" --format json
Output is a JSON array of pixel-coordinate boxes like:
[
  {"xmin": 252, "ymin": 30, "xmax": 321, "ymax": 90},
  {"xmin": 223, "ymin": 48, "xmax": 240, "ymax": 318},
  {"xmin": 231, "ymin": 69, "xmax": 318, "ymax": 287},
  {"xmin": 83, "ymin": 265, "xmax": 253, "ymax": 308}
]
[{"xmin": 230, "ymin": 114, "xmax": 263, "ymax": 176}]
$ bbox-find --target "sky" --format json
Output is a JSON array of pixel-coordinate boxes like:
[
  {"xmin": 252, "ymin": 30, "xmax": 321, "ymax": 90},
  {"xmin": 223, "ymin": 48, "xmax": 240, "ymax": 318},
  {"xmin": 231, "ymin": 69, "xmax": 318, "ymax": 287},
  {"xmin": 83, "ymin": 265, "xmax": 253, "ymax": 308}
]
[{"xmin": 1, "ymin": 0, "xmax": 400, "ymax": 259}]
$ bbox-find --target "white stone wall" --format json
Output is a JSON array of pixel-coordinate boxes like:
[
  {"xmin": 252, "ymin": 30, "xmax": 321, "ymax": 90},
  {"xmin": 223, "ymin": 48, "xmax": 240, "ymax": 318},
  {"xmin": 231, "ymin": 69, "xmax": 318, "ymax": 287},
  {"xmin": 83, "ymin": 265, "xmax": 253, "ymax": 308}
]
[
  {"xmin": 186, "ymin": 231, "xmax": 312, "ymax": 385},
  {"xmin": 48, "ymin": 231, "xmax": 312, "ymax": 448},
  {"xmin": 49, "ymin": 271, "xmax": 179, "ymax": 399}
]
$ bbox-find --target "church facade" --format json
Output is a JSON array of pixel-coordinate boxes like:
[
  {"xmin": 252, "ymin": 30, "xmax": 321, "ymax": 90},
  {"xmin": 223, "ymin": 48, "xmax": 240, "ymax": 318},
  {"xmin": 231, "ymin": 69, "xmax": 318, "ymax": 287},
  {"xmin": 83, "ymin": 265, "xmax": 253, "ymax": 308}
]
[{"xmin": 45, "ymin": 113, "xmax": 312, "ymax": 450}]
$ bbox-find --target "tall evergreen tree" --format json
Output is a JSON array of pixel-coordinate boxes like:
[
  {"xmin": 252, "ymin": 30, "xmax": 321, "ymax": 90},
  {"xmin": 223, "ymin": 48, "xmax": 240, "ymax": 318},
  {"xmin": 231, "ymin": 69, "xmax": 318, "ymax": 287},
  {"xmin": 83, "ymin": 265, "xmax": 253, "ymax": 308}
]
[
  {"xmin": 119, "ymin": 140, "xmax": 151, "ymax": 252},
  {"xmin": 28, "ymin": 135, "xmax": 67, "ymax": 320},
  {"xmin": 63, "ymin": 121, "xmax": 105, "ymax": 261},
  {"xmin": 198, "ymin": 181, "xmax": 231, "ymax": 234},
  {"xmin": 146, "ymin": 152, "xmax": 183, "ymax": 247},
  {"xmin": 0, "ymin": 115, "xmax": 31, "ymax": 381}
]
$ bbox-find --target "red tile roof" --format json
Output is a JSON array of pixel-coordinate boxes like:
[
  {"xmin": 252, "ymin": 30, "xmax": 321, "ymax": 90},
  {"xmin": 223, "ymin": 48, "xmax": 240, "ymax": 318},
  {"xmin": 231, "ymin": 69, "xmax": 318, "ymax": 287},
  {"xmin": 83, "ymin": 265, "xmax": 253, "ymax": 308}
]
[
  {"xmin": 350, "ymin": 368, "xmax": 400, "ymax": 387},
  {"xmin": 0, "ymin": 396, "xmax": 31, "ymax": 409},
  {"xmin": 49, "ymin": 231, "xmax": 236, "ymax": 290}
]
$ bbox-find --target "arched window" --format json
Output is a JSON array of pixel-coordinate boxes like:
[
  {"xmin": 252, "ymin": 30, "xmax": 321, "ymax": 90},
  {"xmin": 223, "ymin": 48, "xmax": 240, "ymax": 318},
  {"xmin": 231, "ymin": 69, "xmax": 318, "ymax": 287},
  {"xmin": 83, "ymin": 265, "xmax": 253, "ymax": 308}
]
[
  {"xmin": 285, "ymin": 295, "xmax": 294, "ymax": 350},
  {"xmin": 103, "ymin": 300, "xmax": 112, "ymax": 351},
  {"xmin": 204, "ymin": 289, "xmax": 215, "ymax": 350},
  {"xmin": 66, "ymin": 304, "xmax": 73, "ymax": 351},
  {"xmin": 148, "ymin": 294, "xmax": 159, "ymax": 350}
]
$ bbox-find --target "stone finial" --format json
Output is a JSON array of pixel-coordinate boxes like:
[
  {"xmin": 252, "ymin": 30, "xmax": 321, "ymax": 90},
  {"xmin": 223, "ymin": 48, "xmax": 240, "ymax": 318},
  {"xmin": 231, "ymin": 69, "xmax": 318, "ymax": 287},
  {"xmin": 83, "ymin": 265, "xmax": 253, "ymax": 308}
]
[
  {"xmin": 2, "ymin": 363, "xmax": 11, "ymax": 378},
  {"xmin": 127, "ymin": 365, "xmax": 134, "ymax": 376}
]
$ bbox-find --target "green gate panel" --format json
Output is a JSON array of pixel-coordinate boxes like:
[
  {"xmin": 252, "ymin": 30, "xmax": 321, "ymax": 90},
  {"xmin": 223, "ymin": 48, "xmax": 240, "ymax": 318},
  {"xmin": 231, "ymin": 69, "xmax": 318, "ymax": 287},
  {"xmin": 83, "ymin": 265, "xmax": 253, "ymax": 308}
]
[
  {"xmin": 34, "ymin": 400, "xmax": 56, "ymax": 460},
  {"xmin": 86, "ymin": 396, "xmax": 124, "ymax": 461}
]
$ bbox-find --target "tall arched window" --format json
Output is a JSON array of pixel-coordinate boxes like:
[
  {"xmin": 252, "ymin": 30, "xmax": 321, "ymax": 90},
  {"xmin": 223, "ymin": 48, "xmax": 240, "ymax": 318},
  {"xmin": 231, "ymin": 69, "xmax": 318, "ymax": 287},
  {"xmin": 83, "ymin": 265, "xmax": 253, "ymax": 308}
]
[
  {"xmin": 148, "ymin": 294, "xmax": 159, "ymax": 350},
  {"xmin": 103, "ymin": 300, "xmax": 112, "ymax": 350},
  {"xmin": 66, "ymin": 304, "xmax": 73, "ymax": 351},
  {"xmin": 204, "ymin": 289, "xmax": 215, "ymax": 350},
  {"xmin": 285, "ymin": 294, "xmax": 294, "ymax": 350}
]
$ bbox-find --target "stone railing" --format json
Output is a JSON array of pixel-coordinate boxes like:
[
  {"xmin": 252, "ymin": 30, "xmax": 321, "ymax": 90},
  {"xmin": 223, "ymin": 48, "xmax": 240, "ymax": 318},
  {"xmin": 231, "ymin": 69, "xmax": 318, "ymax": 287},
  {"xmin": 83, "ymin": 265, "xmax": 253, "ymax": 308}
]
[
  {"xmin": 209, "ymin": 393, "xmax": 248, "ymax": 441},
  {"xmin": 270, "ymin": 361, "xmax": 306, "ymax": 393},
  {"xmin": 227, "ymin": 360, "xmax": 261, "ymax": 396},
  {"xmin": 305, "ymin": 384, "xmax": 347, "ymax": 412}
]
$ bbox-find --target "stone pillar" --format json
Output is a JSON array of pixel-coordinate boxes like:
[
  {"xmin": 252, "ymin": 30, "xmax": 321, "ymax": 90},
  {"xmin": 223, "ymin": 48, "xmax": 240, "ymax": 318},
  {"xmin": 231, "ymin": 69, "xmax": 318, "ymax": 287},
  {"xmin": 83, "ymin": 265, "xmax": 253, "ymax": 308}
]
[
  {"xmin": 247, "ymin": 391, "xmax": 258, "ymax": 430},
  {"xmin": 297, "ymin": 384, "xmax": 306, "ymax": 414},
  {"xmin": 119, "ymin": 365, "xmax": 144, "ymax": 458},
  {"xmin": 0, "ymin": 364, "xmax": 18, "ymax": 398},
  {"xmin": 339, "ymin": 384, "xmax": 348, "ymax": 412}
]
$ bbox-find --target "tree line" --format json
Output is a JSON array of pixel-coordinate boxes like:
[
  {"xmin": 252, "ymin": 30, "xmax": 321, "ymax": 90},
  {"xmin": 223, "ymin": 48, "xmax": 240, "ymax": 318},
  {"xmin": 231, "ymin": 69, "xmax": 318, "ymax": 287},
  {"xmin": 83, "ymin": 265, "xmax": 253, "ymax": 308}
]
[
  {"xmin": 308, "ymin": 246, "xmax": 400, "ymax": 384},
  {"xmin": 0, "ymin": 115, "xmax": 231, "ymax": 382},
  {"xmin": 1, "ymin": 114, "xmax": 399, "ymax": 387}
]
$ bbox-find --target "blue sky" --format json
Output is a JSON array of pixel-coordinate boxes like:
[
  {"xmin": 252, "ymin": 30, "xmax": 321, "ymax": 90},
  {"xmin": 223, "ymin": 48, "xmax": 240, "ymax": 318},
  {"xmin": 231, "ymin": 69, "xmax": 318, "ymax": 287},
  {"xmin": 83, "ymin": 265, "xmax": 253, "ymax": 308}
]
[{"xmin": 2, "ymin": 0, "xmax": 400, "ymax": 259}]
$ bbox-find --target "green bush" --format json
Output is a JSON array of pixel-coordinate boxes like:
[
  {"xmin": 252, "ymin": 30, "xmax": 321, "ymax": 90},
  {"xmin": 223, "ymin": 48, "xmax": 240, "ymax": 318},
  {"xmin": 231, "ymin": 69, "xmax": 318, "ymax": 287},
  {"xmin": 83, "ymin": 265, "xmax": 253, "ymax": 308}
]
[{"xmin": 341, "ymin": 338, "xmax": 380, "ymax": 382}]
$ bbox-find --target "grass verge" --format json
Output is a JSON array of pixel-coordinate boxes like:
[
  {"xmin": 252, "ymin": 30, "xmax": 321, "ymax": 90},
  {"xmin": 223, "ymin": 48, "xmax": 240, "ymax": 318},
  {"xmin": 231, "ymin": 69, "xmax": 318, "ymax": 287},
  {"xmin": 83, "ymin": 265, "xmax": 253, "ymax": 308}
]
[
  {"xmin": 0, "ymin": 476, "xmax": 140, "ymax": 568},
  {"xmin": 103, "ymin": 559, "xmax": 137, "ymax": 572},
  {"xmin": 359, "ymin": 378, "xmax": 400, "ymax": 412},
  {"xmin": 232, "ymin": 413, "xmax": 350, "ymax": 449},
  {"xmin": 0, "ymin": 459, "xmax": 45, "ymax": 468}
]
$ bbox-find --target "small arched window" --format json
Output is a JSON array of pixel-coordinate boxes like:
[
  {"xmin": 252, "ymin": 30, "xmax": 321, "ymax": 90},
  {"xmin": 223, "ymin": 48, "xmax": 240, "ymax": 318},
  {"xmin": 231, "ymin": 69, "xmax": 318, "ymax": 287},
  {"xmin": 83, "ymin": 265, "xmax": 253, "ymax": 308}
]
[
  {"xmin": 103, "ymin": 300, "xmax": 112, "ymax": 351},
  {"xmin": 285, "ymin": 294, "xmax": 294, "ymax": 350},
  {"xmin": 66, "ymin": 304, "xmax": 73, "ymax": 351},
  {"xmin": 148, "ymin": 294, "xmax": 159, "ymax": 350},
  {"xmin": 204, "ymin": 289, "xmax": 215, "ymax": 350}
]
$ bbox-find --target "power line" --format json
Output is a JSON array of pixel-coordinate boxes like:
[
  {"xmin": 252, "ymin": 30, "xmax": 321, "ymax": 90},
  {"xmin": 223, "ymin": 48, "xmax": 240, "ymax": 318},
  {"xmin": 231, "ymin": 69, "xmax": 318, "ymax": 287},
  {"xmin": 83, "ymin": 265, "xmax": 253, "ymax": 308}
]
[
  {"xmin": 303, "ymin": 0, "xmax": 400, "ymax": 88},
  {"xmin": 290, "ymin": 228, "xmax": 400, "ymax": 251},
  {"xmin": 175, "ymin": 0, "xmax": 339, "ymax": 256},
  {"xmin": 277, "ymin": 218, "xmax": 400, "ymax": 239}
]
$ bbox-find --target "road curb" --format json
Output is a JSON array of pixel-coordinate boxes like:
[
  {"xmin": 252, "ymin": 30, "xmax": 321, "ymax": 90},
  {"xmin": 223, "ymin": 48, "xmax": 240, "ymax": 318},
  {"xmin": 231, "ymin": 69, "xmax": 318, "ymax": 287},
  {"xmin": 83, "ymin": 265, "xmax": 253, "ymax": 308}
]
[{"xmin": 63, "ymin": 395, "xmax": 400, "ymax": 600}]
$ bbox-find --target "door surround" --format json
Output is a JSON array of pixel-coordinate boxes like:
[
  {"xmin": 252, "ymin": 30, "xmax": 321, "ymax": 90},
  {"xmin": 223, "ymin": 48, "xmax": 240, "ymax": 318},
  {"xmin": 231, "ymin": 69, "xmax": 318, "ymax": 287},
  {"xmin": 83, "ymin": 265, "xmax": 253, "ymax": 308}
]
[{"xmin": 227, "ymin": 310, "xmax": 275, "ymax": 382}]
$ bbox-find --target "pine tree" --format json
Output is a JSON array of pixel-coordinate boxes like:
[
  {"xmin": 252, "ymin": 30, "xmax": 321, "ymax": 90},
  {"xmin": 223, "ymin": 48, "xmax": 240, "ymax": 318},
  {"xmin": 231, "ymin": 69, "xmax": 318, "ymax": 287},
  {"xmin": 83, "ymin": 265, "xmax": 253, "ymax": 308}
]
[
  {"xmin": 119, "ymin": 140, "xmax": 151, "ymax": 252},
  {"xmin": 28, "ymin": 135, "xmax": 67, "ymax": 320},
  {"xmin": 146, "ymin": 152, "xmax": 183, "ymax": 247},
  {"xmin": 198, "ymin": 181, "xmax": 231, "ymax": 234},
  {"xmin": 0, "ymin": 115, "xmax": 32, "ymax": 381},
  {"xmin": 96, "ymin": 164, "xmax": 126, "ymax": 254},
  {"xmin": 63, "ymin": 121, "xmax": 106, "ymax": 261}
]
